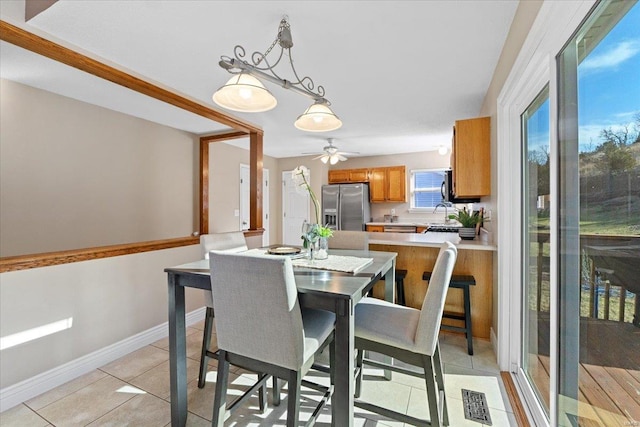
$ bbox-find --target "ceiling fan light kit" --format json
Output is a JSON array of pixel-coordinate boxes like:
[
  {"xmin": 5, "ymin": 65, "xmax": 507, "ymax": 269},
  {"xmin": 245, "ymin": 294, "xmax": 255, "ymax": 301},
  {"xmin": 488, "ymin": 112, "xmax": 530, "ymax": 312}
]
[
  {"xmin": 309, "ymin": 138, "xmax": 355, "ymax": 164},
  {"xmin": 212, "ymin": 16, "xmax": 342, "ymax": 132}
]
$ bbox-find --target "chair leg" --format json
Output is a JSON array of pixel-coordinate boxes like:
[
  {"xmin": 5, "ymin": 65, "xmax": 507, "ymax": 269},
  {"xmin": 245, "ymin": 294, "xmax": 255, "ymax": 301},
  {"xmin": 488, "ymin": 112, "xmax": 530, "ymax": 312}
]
[
  {"xmin": 355, "ymin": 348, "xmax": 364, "ymax": 398},
  {"xmin": 258, "ymin": 373, "xmax": 267, "ymax": 413},
  {"xmin": 287, "ymin": 370, "xmax": 301, "ymax": 427},
  {"xmin": 423, "ymin": 355, "xmax": 442, "ymax": 427},
  {"xmin": 433, "ymin": 343, "xmax": 449, "ymax": 426},
  {"xmin": 272, "ymin": 376, "xmax": 281, "ymax": 406},
  {"xmin": 198, "ymin": 306, "xmax": 215, "ymax": 388},
  {"xmin": 212, "ymin": 350, "xmax": 230, "ymax": 427},
  {"xmin": 330, "ymin": 338, "xmax": 336, "ymax": 420}
]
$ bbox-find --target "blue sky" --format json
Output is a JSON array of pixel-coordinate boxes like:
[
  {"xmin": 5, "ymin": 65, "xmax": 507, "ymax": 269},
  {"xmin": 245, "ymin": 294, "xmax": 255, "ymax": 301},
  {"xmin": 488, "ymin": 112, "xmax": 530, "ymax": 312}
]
[{"xmin": 577, "ymin": 2, "xmax": 640, "ymax": 152}]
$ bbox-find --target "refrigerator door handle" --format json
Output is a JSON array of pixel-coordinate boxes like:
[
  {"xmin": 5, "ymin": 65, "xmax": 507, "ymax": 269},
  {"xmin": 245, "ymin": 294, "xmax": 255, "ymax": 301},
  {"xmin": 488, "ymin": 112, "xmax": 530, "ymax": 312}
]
[{"xmin": 336, "ymin": 189, "xmax": 341, "ymax": 230}]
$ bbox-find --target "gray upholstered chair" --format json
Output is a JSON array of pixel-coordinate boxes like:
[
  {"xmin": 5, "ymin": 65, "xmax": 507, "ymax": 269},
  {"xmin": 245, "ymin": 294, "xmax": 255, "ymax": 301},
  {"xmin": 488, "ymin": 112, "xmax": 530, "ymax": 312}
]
[
  {"xmin": 198, "ymin": 232, "xmax": 248, "ymax": 388},
  {"xmin": 354, "ymin": 241, "xmax": 458, "ymax": 426},
  {"xmin": 328, "ymin": 230, "xmax": 369, "ymax": 250},
  {"xmin": 209, "ymin": 252, "xmax": 335, "ymax": 427}
]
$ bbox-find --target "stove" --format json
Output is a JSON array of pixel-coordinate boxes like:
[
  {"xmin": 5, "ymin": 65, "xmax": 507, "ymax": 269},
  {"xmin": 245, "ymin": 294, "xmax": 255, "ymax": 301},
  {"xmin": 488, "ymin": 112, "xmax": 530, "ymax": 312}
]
[{"xmin": 426, "ymin": 226, "xmax": 461, "ymax": 233}]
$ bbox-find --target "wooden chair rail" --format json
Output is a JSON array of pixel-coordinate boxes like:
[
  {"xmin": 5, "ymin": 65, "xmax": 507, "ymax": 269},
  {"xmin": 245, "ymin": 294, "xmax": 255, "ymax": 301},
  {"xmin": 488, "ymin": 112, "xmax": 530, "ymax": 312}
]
[{"xmin": 0, "ymin": 236, "xmax": 199, "ymax": 273}]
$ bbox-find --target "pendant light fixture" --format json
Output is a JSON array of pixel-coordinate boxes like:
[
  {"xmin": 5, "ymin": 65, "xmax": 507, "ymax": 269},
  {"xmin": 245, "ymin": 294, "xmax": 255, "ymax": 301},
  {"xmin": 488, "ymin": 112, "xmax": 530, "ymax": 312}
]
[{"xmin": 212, "ymin": 16, "xmax": 342, "ymax": 132}]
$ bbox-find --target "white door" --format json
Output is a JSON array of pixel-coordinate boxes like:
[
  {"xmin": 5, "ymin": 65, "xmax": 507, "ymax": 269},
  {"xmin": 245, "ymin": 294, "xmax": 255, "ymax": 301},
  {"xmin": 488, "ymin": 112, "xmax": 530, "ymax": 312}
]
[
  {"xmin": 239, "ymin": 165, "xmax": 270, "ymax": 243},
  {"xmin": 282, "ymin": 170, "xmax": 309, "ymax": 246},
  {"xmin": 262, "ymin": 169, "xmax": 270, "ymax": 246},
  {"xmin": 239, "ymin": 165, "xmax": 250, "ymax": 230}
]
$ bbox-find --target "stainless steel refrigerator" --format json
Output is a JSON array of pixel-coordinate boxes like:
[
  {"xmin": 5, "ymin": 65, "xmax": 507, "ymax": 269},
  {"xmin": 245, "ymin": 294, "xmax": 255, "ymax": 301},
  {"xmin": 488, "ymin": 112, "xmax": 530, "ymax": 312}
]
[{"xmin": 321, "ymin": 183, "xmax": 371, "ymax": 231}]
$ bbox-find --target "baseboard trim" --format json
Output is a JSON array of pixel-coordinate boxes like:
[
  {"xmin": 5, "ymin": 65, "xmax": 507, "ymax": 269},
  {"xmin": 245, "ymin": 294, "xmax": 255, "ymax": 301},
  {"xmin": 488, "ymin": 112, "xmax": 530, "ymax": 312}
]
[
  {"xmin": 501, "ymin": 371, "xmax": 531, "ymax": 427},
  {"xmin": 490, "ymin": 327, "xmax": 498, "ymax": 358},
  {"xmin": 0, "ymin": 307, "xmax": 206, "ymax": 412}
]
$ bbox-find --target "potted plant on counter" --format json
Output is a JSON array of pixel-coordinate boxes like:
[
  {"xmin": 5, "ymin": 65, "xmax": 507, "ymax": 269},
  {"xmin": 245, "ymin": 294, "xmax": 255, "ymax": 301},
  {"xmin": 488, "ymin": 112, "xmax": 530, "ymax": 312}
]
[{"xmin": 448, "ymin": 208, "xmax": 480, "ymax": 240}]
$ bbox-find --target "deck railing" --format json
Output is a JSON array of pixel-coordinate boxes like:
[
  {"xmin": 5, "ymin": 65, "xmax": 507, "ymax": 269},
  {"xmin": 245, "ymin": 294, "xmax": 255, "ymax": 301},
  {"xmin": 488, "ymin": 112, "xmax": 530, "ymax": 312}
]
[{"xmin": 532, "ymin": 232, "xmax": 639, "ymax": 326}]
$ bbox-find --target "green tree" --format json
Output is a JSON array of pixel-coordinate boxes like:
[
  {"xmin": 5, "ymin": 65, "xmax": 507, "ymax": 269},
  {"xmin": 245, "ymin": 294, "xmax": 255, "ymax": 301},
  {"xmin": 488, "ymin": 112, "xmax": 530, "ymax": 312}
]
[{"xmin": 596, "ymin": 113, "xmax": 638, "ymax": 175}]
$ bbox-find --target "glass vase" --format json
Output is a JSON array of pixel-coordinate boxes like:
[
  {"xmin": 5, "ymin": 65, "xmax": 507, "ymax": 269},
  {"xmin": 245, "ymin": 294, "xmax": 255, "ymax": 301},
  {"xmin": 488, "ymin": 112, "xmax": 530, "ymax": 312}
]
[{"xmin": 315, "ymin": 237, "xmax": 329, "ymax": 260}]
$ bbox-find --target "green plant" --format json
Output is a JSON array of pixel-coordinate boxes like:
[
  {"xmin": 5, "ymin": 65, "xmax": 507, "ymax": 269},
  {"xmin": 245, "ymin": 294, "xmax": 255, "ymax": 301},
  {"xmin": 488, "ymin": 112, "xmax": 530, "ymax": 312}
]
[{"xmin": 448, "ymin": 209, "xmax": 480, "ymax": 228}]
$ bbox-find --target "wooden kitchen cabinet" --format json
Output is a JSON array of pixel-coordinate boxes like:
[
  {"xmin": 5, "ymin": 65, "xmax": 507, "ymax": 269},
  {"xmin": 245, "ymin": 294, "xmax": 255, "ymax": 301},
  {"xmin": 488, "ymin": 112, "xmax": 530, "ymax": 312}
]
[
  {"xmin": 369, "ymin": 166, "xmax": 406, "ymax": 203},
  {"xmin": 451, "ymin": 116, "xmax": 490, "ymax": 197},
  {"xmin": 328, "ymin": 168, "xmax": 369, "ymax": 183},
  {"xmin": 366, "ymin": 225, "xmax": 385, "ymax": 232}
]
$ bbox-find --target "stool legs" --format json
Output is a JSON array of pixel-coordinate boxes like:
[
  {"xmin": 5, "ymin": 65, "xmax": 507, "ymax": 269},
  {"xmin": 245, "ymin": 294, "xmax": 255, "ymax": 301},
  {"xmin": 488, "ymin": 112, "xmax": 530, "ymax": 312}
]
[{"xmin": 462, "ymin": 286, "xmax": 473, "ymax": 356}]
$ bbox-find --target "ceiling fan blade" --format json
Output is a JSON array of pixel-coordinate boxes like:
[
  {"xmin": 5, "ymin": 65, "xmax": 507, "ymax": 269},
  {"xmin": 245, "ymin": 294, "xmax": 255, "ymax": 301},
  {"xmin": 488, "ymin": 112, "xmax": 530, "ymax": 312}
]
[
  {"xmin": 336, "ymin": 154, "xmax": 348, "ymax": 161},
  {"xmin": 337, "ymin": 151, "xmax": 360, "ymax": 156},
  {"xmin": 311, "ymin": 154, "xmax": 325, "ymax": 160}
]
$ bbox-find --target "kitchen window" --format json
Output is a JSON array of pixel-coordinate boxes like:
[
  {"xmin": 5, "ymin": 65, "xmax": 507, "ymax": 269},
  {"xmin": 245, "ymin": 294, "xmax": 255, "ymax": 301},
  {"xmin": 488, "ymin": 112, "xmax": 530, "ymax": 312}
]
[{"xmin": 409, "ymin": 169, "xmax": 446, "ymax": 210}]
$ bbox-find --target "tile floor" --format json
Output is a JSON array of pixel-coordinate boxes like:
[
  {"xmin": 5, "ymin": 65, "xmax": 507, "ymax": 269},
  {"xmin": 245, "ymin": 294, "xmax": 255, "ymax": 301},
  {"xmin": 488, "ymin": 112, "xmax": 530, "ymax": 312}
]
[{"xmin": 0, "ymin": 320, "xmax": 517, "ymax": 426}]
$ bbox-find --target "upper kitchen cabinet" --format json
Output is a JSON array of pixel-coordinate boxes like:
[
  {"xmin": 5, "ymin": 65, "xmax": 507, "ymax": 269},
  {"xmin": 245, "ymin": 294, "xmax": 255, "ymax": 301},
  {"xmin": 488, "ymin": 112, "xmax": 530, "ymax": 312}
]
[
  {"xmin": 451, "ymin": 116, "xmax": 491, "ymax": 198},
  {"xmin": 328, "ymin": 168, "xmax": 369, "ymax": 183},
  {"xmin": 370, "ymin": 166, "xmax": 406, "ymax": 203}
]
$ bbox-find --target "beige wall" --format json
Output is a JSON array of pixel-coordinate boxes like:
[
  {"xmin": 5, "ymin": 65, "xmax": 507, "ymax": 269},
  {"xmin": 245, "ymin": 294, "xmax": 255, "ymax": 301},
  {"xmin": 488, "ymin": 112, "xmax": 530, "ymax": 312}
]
[
  {"xmin": 207, "ymin": 141, "xmax": 278, "ymax": 245},
  {"xmin": 478, "ymin": 0, "xmax": 544, "ymax": 337},
  {"xmin": 0, "ymin": 79, "xmax": 198, "ymax": 257},
  {"xmin": 0, "ymin": 244, "xmax": 204, "ymax": 390}
]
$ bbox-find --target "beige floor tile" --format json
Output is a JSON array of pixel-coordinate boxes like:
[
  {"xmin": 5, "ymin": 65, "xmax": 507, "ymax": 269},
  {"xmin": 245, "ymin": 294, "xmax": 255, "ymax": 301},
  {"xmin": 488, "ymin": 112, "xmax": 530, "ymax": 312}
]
[
  {"xmin": 86, "ymin": 393, "xmax": 171, "ymax": 426},
  {"xmin": 440, "ymin": 366, "xmax": 507, "ymax": 412},
  {"xmin": 186, "ymin": 330, "xmax": 216, "ymax": 361},
  {"xmin": 36, "ymin": 375, "xmax": 135, "ymax": 427},
  {"xmin": 426, "ymin": 395, "xmax": 514, "ymax": 427},
  {"xmin": 0, "ymin": 404, "xmax": 49, "ymax": 427},
  {"xmin": 355, "ymin": 375, "xmax": 412, "ymax": 427},
  {"xmin": 440, "ymin": 343, "xmax": 473, "ymax": 370},
  {"xmin": 182, "ymin": 371, "xmax": 259, "ymax": 421},
  {"xmin": 100, "ymin": 346, "xmax": 169, "ymax": 382},
  {"xmin": 183, "ymin": 411, "xmax": 210, "ymax": 427},
  {"xmin": 25, "ymin": 369, "xmax": 107, "ymax": 411},
  {"xmin": 151, "ymin": 327, "xmax": 201, "ymax": 350},
  {"xmin": 129, "ymin": 357, "xmax": 201, "ymax": 399}
]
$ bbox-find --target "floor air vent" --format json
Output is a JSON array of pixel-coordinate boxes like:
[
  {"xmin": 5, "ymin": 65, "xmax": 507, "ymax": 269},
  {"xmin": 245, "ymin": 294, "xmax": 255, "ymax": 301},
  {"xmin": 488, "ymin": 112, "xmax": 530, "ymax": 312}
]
[{"xmin": 461, "ymin": 389, "xmax": 492, "ymax": 425}]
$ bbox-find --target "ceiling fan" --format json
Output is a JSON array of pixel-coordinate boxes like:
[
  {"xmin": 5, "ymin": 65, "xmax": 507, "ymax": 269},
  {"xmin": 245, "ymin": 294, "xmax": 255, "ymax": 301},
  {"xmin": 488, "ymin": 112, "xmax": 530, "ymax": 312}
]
[{"xmin": 304, "ymin": 138, "xmax": 359, "ymax": 164}]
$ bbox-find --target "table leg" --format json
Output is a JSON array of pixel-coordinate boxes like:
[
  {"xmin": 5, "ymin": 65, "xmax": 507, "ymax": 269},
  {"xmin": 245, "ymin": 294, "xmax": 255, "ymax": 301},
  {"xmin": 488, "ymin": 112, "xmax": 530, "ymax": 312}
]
[
  {"xmin": 168, "ymin": 274, "xmax": 187, "ymax": 427},
  {"xmin": 332, "ymin": 298, "xmax": 354, "ymax": 427}
]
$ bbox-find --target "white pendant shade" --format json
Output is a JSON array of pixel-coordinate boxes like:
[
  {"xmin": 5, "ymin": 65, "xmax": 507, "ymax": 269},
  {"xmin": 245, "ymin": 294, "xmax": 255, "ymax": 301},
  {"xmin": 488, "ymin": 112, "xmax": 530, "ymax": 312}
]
[
  {"xmin": 212, "ymin": 74, "xmax": 277, "ymax": 112},
  {"xmin": 294, "ymin": 101, "xmax": 342, "ymax": 132}
]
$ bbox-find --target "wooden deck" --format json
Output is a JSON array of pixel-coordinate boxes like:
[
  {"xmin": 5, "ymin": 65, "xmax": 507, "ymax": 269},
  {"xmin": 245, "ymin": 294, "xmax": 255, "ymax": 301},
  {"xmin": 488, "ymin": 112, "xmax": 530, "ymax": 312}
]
[{"xmin": 529, "ymin": 316, "xmax": 640, "ymax": 426}]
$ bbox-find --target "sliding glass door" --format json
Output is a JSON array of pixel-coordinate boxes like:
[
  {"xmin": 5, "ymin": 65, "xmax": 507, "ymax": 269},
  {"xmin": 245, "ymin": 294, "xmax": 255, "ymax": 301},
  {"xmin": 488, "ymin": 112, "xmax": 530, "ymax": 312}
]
[
  {"xmin": 556, "ymin": 1, "xmax": 639, "ymax": 425},
  {"xmin": 522, "ymin": 86, "xmax": 551, "ymax": 418},
  {"xmin": 510, "ymin": 1, "xmax": 639, "ymax": 425}
]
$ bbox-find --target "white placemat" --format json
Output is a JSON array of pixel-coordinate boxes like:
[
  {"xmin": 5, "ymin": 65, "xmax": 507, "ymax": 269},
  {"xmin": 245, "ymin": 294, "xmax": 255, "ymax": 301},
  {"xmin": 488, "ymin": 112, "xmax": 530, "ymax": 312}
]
[
  {"xmin": 292, "ymin": 255, "xmax": 373, "ymax": 274},
  {"xmin": 234, "ymin": 250, "xmax": 373, "ymax": 273}
]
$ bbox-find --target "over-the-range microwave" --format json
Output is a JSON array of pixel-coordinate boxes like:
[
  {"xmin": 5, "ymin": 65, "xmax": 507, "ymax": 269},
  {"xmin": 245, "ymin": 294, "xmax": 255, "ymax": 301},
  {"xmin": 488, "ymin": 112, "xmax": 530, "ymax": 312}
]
[{"xmin": 442, "ymin": 169, "xmax": 480, "ymax": 204}]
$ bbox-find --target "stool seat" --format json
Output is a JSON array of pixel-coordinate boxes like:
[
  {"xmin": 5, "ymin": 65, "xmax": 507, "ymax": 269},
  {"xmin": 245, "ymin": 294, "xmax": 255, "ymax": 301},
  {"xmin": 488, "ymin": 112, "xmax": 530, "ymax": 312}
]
[
  {"xmin": 423, "ymin": 271, "xmax": 476, "ymax": 355},
  {"xmin": 395, "ymin": 269, "xmax": 408, "ymax": 305}
]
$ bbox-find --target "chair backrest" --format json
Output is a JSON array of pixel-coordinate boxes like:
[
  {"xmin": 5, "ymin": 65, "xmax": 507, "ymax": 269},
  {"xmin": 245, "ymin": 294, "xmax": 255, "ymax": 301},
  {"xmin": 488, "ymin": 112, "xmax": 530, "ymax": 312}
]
[
  {"xmin": 200, "ymin": 232, "xmax": 248, "ymax": 259},
  {"xmin": 414, "ymin": 242, "xmax": 458, "ymax": 356},
  {"xmin": 328, "ymin": 230, "xmax": 369, "ymax": 250},
  {"xmin": 209, "ymin": 252, "xmax": 305, "ymax": 371}
]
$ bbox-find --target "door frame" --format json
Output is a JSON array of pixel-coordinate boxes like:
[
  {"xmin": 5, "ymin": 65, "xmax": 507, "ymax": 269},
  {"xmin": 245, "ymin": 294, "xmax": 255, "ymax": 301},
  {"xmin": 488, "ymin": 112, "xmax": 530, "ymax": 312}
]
[{"xmin": 496, "ymin": 1, "xmax": 596, "ymax": 425}]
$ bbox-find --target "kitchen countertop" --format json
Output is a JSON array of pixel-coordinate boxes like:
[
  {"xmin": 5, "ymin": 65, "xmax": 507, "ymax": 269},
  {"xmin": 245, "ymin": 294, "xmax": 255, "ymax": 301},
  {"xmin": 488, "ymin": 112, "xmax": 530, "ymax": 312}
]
[
  {"xmin": 367, "ymin": 221, "xmax": 434, "ymax": 227},
  {"xmin": 366, "ymin": 231, "xmax": 497, "ymax": 251}
]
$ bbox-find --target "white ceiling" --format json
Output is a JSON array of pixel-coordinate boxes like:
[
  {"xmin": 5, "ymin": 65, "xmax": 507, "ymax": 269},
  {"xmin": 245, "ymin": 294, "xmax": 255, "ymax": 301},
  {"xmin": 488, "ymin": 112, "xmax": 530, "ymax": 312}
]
[{"xmin": 0, "ymin": 1, "xmax": 519, "ymax": 158}]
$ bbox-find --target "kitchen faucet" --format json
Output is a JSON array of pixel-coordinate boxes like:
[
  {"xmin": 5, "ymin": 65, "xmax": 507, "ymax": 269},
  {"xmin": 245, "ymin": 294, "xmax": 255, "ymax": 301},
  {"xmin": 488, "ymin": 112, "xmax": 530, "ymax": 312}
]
[{"xmin": 434, "ymin": 202, "xmax": 451, "ymax": 223}]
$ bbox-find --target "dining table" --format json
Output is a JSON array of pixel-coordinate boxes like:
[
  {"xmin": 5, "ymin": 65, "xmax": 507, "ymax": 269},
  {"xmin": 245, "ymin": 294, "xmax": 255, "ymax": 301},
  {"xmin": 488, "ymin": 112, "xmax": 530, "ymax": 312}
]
[{"xmin": 165, "ymin": 248, "xmax": 397, "ymax": 427}]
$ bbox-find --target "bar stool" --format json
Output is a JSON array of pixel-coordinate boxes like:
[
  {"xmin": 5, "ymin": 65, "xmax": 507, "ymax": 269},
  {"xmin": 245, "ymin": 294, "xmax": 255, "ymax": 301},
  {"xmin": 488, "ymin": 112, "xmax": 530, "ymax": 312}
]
[
  {"xmin": 395, "ymin": 269, "xmax": 408, "ymax": 305},
  {"xmin": 423, "ymin": 271, "xmax": 476, "ymax": 355}
]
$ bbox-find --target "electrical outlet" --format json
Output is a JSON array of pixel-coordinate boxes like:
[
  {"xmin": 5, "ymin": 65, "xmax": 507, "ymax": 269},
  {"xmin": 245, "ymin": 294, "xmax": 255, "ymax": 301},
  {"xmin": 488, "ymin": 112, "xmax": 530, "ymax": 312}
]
[
  {"xmin": 390, "ymin": 209, "xmax": 395, "ymax": 215},
  {"xmin": 234, "ymin": 209, "xmax": 240, "ymax": 217}
]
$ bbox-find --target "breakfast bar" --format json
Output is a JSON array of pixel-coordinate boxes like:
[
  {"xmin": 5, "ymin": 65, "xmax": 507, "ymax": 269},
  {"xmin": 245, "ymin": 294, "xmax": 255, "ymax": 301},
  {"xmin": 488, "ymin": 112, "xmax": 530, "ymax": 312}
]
[{"xmin": 366, "ymin": 231, "xmax": 497, "ymax": 339}]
